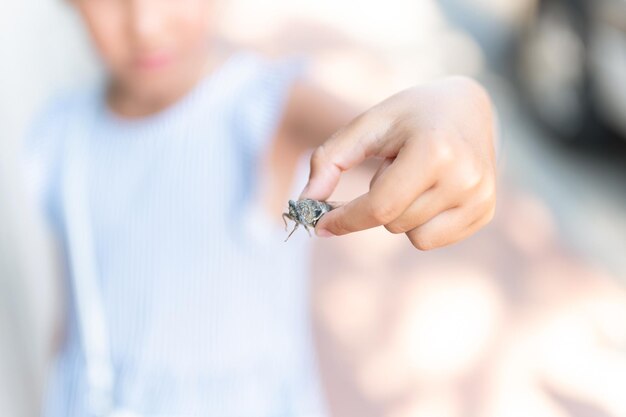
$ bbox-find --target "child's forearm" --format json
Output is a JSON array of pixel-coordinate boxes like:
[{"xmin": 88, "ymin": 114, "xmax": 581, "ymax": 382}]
[{"xmin": 281, "ymin": 79, "xmax": 362, "ymax": 149}]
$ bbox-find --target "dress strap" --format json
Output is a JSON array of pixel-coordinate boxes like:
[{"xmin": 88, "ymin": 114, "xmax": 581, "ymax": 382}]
[{"xmin": 61, "ymin": 103, "xmax": 116, "ymax": 416}]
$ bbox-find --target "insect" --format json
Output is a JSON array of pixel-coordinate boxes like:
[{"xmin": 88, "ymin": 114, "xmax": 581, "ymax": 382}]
[{"xmin": 282, "ymin": 199, "xmax": 335, "ymax": 242}]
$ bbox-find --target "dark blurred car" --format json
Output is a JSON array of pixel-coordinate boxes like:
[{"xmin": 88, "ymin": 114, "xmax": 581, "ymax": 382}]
[{"xmin": 513, "ymin": 0, "xmax": 626, "ymax": 146}]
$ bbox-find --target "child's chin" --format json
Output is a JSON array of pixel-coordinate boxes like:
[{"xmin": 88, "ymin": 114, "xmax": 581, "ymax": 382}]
[
  {"xmin": 124, "ymin": 69, "xmax": 178, "ymax": 93},
  {"xmin": 129, "ymin": 63, "xmax": 174, "ymax": 81}
]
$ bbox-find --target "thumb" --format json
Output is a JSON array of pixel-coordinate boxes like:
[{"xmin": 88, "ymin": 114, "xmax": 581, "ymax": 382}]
[{"xmin": 299, "ymin": 113, "xmax": 392, "ymax": 201}]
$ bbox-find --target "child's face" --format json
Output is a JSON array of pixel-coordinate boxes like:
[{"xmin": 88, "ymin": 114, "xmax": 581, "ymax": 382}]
[{"xmin": 74, "ymin": 0, "xmax": 218, "ymax": 97}]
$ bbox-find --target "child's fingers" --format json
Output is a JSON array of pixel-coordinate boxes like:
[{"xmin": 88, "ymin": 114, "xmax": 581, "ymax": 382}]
[
  {"xmin": 369, "ymin": 157, "xmax": 394, "ymax": 189},
  {"xmin": 405, "ymin": 198, "xmax": 495, "ymax": 250},
  {"xmin": 382, "ymin": 185, "xmax": 456, "ymax": 234},
  {"xmin": 299, "ymin": 112, "xmax": 397, "ymax": 201},
  {"xmin": 382, "ymin": 162, "xmax": 486, "ymax": 234},
  {"xmin": 314, "ymin": 142, "xmax": 439, "ymax": 236}
]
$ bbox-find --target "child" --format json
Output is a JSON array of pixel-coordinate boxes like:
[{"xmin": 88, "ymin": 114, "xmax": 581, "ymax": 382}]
[{"xmin": 23, "ymin": 1, "xmax": 496, "ymax": 416}]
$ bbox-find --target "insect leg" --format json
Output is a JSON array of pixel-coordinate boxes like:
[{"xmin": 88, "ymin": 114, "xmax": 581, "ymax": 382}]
[
  {"xmin": 282, "ymin": 213, "xmax": 291, "ymax": 232},
  {"xmin": 284, "ymin": 223, "xmax": 299, "ymax": 242},
  {"xmin": 311, "ymin": 214, "xmax": 323, "ymax": 227},
  {"xmin": 303, "ymin": 224, "xmax": 312, "ymax": 237}
]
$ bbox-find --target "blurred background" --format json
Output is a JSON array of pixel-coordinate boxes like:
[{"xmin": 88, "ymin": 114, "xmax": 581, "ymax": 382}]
[{"xmin": 1, "ymin": 0, "xmax": 625, "ymax": 416}]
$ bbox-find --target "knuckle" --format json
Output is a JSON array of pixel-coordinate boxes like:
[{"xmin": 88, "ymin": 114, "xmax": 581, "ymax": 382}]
[
  {"xmin": 459, "ymin": 167, "xmax": 483, "ymax": 191},
  {"xmin": 429, "ymin": 139, "xmax": 455, "ymax": 167},
  {"xmin": 369, "ymin": 200, "xmax": 399, "ymax": 224},
  {"xmin": 477, "ymin": 177, "xmax": 496, "ymax": 205},
  {"xmin": 311, "ymin": 145, "xmax": 328, "ymax": 167},
  {"xmin": 466, "ymin": 175, "xmax": 483, "ymax": 191}
]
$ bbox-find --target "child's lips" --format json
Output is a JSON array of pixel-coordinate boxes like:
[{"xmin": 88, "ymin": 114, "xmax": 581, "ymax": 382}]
[{"xmin": 134, "ymin": 52, "xmax": 173, "ymax": 71}]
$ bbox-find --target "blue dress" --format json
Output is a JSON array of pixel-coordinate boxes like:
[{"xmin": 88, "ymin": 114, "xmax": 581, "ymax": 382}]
[{"xmin": 22, "ymin": 51, "xmax": 328, "ymax": 417}]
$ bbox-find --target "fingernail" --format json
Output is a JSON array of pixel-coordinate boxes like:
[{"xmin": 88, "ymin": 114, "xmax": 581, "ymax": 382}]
[{"xmin": 316, "ymin": 228, "xmax": 335, "ymax": 238}]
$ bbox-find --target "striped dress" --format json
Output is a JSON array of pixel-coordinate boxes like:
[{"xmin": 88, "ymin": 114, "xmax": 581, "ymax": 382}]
[{"xmin": 22, "ymin": 51, "xmax": 328, "ymax": 417}]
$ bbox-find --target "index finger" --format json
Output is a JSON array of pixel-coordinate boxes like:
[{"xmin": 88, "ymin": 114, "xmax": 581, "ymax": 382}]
[
  {"xmin": 315, "ymin": 140, "xmax": 438, "ymax": 236},
  {"xmin": 299, "ymin": 111, "xmax": 396, "ymax": 201}
]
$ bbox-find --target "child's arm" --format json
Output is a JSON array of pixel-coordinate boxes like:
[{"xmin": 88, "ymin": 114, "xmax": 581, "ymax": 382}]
[
  {"xmin": 287, "ymin": 76, "xmax": 497, "ymax": 250},
  {"xmin": 280, "ymin": 78, "xmax": 361, "ymax": 150}
]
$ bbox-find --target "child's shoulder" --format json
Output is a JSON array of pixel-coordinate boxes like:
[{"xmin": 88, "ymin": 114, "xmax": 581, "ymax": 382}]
[
  {"xmin": 226, "ymin": 49, "xmax": 308, "ymax": 151},
  {"xmin": 25, "ymin": 87, "xmax": 97, "ymax": 146},
  {"xmin": 21, "ymin": 88, "xmax": 97, "ymax": 197}
]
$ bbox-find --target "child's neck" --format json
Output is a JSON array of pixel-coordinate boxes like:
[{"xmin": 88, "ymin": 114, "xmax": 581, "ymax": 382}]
[{"xmin": 106, "ymin": 51, "xmax": 224, "ymax": 119}]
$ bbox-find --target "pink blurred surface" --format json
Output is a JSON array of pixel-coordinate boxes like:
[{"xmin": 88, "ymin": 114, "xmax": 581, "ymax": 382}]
[{"xmin": 311, "ymin": 165, "xmax": 626, "ymax": 417}]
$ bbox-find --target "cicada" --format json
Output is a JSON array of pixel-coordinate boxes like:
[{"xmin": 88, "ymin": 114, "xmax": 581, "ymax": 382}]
[{"xmin": 282, "ymin": 199, "xmax": 335, "ymax": 242}]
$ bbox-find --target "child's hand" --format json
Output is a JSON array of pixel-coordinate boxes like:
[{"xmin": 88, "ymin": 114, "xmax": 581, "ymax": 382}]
[{"xmin": 299, "ymin": 76, "xmax": 496, "ymax": 250}]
